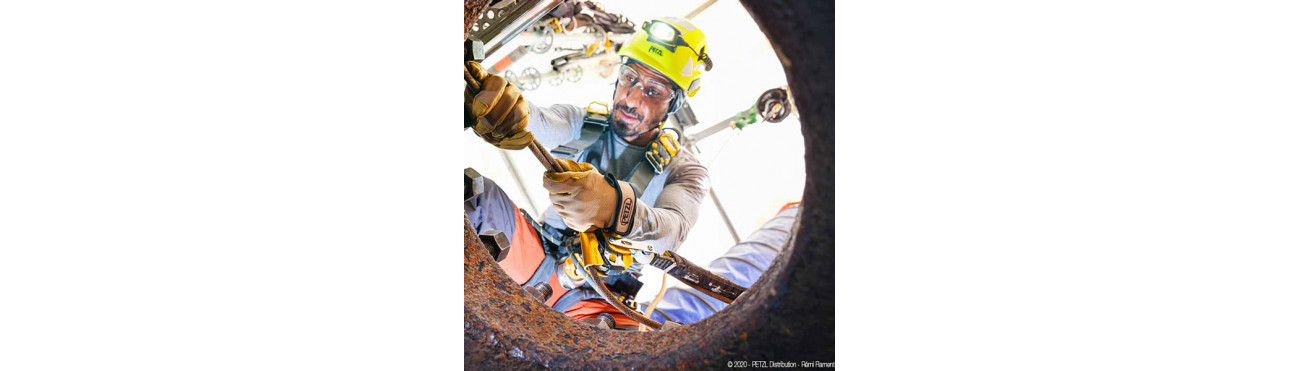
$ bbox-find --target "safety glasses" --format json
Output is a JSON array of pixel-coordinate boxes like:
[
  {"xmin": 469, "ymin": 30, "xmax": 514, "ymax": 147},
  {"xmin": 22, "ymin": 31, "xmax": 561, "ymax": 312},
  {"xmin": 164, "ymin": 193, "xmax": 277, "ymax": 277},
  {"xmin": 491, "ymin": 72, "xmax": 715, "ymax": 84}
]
[
  {"xmin": 616, "ymin": 65, "xmax": 675, "ymax": 104},
  {"xmin": 641, "ymin": 20, "xmax": 712, "ymax": 71}
]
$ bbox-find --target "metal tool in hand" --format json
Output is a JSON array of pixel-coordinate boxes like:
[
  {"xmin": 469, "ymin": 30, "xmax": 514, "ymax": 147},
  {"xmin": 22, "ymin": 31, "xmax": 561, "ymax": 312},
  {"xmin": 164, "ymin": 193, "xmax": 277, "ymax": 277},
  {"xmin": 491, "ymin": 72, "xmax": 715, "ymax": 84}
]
[{"xmin": 465, "ymin": 37, "xmax": 565, "ymax": 173}]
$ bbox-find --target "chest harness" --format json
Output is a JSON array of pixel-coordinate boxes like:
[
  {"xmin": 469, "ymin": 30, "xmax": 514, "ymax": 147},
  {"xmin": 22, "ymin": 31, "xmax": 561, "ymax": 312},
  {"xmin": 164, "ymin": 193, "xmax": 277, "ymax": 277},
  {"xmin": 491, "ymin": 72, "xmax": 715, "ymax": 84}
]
[
  {"xmin": 552, "ymin": 102, "xmax": 682, "ymax": 196},
  {"xmin": 522, "ymin": 102, "xmax": 683, "ymax": 313}
]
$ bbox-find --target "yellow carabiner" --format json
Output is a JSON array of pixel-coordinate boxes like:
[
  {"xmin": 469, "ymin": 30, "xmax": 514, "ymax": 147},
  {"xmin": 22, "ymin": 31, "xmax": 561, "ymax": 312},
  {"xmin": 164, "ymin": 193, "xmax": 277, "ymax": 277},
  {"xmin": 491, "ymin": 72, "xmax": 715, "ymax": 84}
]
[{"xmin": 578, "ymin": 232, "xmax": 605, "ymax": 275}]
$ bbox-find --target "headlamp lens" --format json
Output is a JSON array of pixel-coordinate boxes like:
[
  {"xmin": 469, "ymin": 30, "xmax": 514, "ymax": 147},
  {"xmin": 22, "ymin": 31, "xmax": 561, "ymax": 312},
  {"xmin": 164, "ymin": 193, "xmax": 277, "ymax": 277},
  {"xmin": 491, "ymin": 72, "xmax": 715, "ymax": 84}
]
[{"xmin": 648, "ymin": 22, "xmax": 677, "ymax": 43}]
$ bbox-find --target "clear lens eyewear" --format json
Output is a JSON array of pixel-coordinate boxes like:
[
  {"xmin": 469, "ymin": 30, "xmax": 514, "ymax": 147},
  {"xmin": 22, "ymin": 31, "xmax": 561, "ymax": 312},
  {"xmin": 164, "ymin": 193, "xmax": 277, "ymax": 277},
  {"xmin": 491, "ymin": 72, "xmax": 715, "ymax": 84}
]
[{"xmin": 617, "ymin": 66, "xmax": 675, "ymax": 103}]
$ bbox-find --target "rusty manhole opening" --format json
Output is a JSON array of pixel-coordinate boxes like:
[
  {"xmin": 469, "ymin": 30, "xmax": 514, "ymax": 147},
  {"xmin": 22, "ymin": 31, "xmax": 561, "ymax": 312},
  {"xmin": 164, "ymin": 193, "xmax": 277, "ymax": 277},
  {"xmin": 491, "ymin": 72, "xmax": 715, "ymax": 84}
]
[{"xmin": 464, "ymin": 1, "xmax": 833, "ymax": 368}]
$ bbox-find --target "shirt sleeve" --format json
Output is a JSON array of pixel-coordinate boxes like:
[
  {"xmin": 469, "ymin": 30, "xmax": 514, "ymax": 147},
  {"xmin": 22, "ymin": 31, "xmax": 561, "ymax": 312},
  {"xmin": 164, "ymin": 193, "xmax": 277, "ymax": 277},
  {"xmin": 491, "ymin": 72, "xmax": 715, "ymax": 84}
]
[
  {"xmin": 620, "ymin": 150, "xmax": 710, "ymax": 253},
  {"xmin": 527, "ymin": 102, "xmax": 585, "ymax": 150}
]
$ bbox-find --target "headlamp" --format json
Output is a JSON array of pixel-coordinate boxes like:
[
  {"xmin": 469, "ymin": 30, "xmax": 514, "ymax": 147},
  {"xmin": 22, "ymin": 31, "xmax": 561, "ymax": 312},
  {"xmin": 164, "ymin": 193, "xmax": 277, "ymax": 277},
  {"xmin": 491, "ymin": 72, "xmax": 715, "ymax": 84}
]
[{"xmin": 640, "ymin": 20, "xmax": 712, "ymax": 71}]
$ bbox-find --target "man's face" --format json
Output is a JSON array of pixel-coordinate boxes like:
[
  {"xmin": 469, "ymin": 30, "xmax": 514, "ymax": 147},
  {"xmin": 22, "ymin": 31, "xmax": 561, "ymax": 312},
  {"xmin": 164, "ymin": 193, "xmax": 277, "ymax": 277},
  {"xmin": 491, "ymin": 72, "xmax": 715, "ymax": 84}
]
[{"xmin": 611, "ymin": 63, "xmax": 675, "ymax": 139}]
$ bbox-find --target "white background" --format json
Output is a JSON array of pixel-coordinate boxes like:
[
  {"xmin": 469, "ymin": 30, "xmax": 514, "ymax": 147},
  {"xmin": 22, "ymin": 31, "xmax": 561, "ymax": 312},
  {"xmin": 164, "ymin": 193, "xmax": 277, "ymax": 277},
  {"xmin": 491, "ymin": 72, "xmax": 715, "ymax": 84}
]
[
  {"xmin": 1, "ymin": 0, "xmax": 1297, "ymax": 370},
  {"xmin": 1, "ymin": 1, "xmax": 457, "ymax": 369},
  {"xmin": 860, "ymin": 1, "xmax": 1300, "ymax": 370}
]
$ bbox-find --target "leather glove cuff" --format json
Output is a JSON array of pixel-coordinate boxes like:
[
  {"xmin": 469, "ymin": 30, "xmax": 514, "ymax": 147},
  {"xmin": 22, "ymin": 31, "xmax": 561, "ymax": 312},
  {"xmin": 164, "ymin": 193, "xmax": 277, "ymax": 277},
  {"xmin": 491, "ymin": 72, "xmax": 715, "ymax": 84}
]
[{"xmin": 603, "ymin": 173, "xmax": 637, "ymax": 235}]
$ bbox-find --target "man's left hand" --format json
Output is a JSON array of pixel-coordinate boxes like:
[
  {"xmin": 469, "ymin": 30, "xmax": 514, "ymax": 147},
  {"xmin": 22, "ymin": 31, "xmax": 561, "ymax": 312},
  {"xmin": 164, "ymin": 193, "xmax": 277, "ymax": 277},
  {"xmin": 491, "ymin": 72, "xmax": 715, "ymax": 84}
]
[{"xmin": 543, "ymin": 159, "xmax": 617, "ymax": 231}]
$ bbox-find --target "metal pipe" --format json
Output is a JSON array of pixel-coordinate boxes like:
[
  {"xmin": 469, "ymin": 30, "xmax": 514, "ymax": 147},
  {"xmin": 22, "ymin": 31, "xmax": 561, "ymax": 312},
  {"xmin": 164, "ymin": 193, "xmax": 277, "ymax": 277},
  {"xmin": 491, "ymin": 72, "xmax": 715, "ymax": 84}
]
[
  {"xmin": 684, "ymin": 0, "xmax": 719, "ymax": 20},
  {"xmin": 685, "ymin": 109, "xmax": 748, "ymax": 145},
  {"xmin": 652, "ymin": 251, "xmax": 745, "ymax": 304},
  {"xmin": 484, "ymin": 0, "xmax": 561, "ymax": 58},
  {"xmin": 709, "ymin": 187, "xmax": 742, "ymax": 244},
  {"xmin": 526, "ymin": 140, "xmax": 562, "ymax": 172},
  {"xmin": 512, "ymin": 29, "xmax": 632, "ymax": 47},
  {"xmin": 683, "ymin": 141, "xmax": 741, "ymax": 244}
]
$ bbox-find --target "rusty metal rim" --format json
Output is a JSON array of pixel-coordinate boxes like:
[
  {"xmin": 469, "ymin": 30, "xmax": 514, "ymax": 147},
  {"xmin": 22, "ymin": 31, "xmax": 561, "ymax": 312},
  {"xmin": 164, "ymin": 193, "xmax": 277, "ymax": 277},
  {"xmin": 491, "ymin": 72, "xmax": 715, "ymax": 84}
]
[{"xmin": 464, "ymin": 0, "xmax": 834, "ymax": 368}]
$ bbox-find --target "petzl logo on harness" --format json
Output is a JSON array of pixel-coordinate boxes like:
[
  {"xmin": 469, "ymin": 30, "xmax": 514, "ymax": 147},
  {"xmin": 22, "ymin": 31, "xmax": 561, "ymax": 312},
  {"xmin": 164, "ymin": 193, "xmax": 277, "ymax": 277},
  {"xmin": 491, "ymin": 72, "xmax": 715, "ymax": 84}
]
[{"xmin": 648, "ymin": 45, "xmax": 664, "ymax": 56}]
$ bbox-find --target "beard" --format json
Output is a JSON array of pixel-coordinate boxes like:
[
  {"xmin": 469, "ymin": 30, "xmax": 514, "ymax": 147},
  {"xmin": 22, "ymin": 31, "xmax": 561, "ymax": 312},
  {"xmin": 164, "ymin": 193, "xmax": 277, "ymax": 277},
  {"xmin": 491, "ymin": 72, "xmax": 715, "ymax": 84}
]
[
  {"xmin": 610, "ymin": 103, "xmax": 647, "ymax": 138},
  {"xmin": 611, "ymin": 117, "xmax": 641, "ymax": 138}
]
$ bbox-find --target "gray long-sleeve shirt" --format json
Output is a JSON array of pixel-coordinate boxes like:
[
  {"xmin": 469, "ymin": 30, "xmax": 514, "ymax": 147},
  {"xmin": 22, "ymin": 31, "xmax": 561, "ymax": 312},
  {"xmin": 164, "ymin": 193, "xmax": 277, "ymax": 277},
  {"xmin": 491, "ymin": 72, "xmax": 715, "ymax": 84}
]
[{"xmin": 529, "ymin": 102, "xmax": 709, "ymax": 254}]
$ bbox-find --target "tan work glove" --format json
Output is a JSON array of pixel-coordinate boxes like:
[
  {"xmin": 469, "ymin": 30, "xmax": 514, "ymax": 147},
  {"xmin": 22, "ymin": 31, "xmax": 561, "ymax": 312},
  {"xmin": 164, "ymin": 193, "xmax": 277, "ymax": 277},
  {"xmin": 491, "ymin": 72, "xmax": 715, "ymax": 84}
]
[
  {"xmin": 465, "ymin": 61, "xmax": 534, "ymax": 150},
  {"xmin": 543, "ymin": 158, "xmax": 637, "ymax": 234}
]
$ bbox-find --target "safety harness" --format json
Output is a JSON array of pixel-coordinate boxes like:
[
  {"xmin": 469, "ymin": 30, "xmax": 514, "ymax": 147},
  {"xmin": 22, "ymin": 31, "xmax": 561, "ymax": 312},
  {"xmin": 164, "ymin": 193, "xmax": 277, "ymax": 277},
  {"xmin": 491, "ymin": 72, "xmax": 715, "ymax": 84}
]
[
  {"xmin": 551, "ymin": 102, "xmax": 682, "ymax": 198},
  {"xmin": 528, "ymin": 102, "xmax": 683, "ymax": 312}
]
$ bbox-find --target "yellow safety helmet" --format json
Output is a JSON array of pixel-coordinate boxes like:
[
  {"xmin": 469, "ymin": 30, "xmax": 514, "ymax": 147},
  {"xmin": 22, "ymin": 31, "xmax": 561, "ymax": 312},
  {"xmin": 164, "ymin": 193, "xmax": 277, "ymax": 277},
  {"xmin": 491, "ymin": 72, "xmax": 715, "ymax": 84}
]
[{"xmin": 617, "ymin": 16, "xmax": 712, "ymax": 99}]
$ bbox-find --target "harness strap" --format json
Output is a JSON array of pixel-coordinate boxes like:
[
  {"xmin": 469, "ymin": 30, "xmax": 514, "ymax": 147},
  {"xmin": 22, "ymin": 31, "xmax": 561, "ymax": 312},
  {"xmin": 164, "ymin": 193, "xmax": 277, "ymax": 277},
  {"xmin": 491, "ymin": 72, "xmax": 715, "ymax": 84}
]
[
  {"xmin": 626, "ymin": 128, "xmax": 680, "ymax": 196},
  {"xmin": 552, "ymin": 103, "xmax": 610, "ymax": 158},
  {"xmin": 552, "ymin": 102, "xmax": 681, "ymax": 198}
]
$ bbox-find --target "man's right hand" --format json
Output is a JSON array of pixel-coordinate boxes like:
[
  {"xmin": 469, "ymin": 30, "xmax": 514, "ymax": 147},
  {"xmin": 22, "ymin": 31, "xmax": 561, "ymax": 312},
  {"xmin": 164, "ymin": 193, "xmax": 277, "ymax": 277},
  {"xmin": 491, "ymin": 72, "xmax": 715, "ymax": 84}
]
[{"xmin": 465, "ymin": 61, "xmax": 534, "ymax": 150}]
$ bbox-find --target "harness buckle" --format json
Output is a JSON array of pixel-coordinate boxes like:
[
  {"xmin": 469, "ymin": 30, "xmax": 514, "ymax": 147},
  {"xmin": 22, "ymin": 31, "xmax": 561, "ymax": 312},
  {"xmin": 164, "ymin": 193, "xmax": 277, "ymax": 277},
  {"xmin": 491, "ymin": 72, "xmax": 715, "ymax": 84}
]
[
  {"xmin": 644, "ymin": 131, "xmax": 680, "ymax": 174},
  {"xmin": 586, "ymin": 101, "xmax": 610, "ymax": 116}
]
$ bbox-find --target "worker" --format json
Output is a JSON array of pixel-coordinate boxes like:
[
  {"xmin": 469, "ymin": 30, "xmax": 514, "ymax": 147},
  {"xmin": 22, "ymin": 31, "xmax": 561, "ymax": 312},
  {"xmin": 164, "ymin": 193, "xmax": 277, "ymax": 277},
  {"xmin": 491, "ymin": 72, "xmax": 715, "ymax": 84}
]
[{"xmin": 465, "ymin": 16, "xmax": 712, "ymax": 329}]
